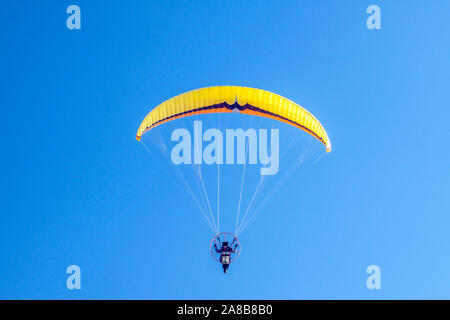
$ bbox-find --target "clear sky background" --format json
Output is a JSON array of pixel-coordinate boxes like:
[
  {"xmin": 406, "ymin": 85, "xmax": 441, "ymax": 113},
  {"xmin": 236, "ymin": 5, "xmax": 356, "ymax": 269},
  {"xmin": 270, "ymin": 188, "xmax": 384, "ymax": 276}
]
[{"xmin": 1, "ymin": 0, "xmax": 449, "ymax": 299}]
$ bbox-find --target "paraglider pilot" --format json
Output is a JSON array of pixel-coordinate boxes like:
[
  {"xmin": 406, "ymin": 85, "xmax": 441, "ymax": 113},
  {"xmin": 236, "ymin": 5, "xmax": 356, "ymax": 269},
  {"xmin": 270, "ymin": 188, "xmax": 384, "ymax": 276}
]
[{"xmin": 214, "ymin": 237, "xmax": 238, "ymax": 274}]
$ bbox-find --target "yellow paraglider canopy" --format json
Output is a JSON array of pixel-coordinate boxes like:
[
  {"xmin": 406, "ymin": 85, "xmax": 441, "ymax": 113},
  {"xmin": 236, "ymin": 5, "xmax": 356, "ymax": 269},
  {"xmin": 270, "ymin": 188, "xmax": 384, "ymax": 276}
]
[{"xmin": 136, "ymin": 86, "xmax": 331, "ymax": 152}]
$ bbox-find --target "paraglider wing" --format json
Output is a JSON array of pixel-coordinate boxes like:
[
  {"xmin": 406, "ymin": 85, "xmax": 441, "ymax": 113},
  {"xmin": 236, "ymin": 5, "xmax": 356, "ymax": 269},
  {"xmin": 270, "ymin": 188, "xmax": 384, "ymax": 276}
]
[{"xmin": 136, "ymin": 86, "xmax": 331, "ymax": 152}]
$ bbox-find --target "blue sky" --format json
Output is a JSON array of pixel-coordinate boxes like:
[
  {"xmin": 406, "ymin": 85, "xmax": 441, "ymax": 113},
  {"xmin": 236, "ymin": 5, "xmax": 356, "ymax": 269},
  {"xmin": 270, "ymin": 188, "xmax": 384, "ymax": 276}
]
[{"xmin": 1, "ymin": 0, "xmax": 449, "ymax": 299}]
